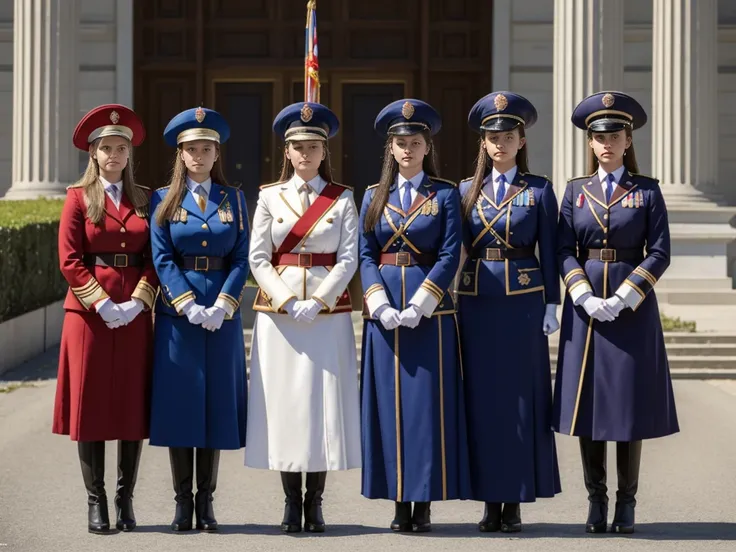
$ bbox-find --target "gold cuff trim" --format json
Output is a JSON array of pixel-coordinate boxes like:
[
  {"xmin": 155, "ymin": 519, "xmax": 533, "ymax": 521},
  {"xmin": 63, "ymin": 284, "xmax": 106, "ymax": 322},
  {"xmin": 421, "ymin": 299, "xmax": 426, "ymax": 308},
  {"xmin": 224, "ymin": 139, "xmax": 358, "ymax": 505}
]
[
  {"xmin": 421, "ymin": 280, "xmax": 444, "ymax": 301},
  {"xmin": 275, "ymin": 294, "xmax": 298, "ymax": 313},
  {"xmin": 312, "ymin": 295, "xmax": 332, "ymax": 311},
  {"xmin": 131, "ymin": 280, "xmax": 157, "ymax": 310},
  {"xmin": 564, "ymin": 268, "xmax": 586, "ymax": 285},
  {"xmin": 568, "ymin": 279, "xmax": 591, "ymax": 294},
  {"xmin": 170, "ymin": 290, "xmax": 196, "ymax": 313},
  {"xmin": 365, "ymin": 284, "xmax": 384, "ymax": 299},
  {"xmin": 218, "ymin": 292, "xmax": 240, "ymax": 310},
  {"xmin": 72, "ymin": 278, "xmax": 109, "ymax": 310},
  {"xmin": 633, "ymin": 267, "xmax": 657, "ymax": 287},
  {"xmin": 624, "ymin": 279, "xmax": 646, "ymax": 299},
  {"xmin": 71, "ymin": 278, "xmax": 99, "ymax": 295}
]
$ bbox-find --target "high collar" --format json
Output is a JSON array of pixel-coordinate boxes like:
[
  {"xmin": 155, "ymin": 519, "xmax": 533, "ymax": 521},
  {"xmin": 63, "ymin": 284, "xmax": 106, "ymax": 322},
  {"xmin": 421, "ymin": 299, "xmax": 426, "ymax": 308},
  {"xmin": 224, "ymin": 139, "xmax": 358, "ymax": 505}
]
[
  {"xmin": 291, "ymin": 173, "xmax": 326, "ymax": 194},
  {"xmin": 186, "ymin": 176, "xmax": 212, "ymax": 195},
  {"xmin": 397, "ymin": 170, "xmax": 425, "ymax": 190},
  {"xmin": 99, "ymin": 176, "xmax": 122, "ymax": 191},
  {"xmin": 487, "ymin": 165, "xmax": 518, "ymax": 186},
  {"xmin": 598, "ymin": 164, "xmax": 626, "ymax": 184}
]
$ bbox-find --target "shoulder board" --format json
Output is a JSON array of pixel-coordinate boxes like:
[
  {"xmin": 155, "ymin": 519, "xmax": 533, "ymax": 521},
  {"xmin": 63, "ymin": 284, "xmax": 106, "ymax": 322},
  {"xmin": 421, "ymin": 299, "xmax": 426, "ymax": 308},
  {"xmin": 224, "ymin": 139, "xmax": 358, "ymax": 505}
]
[
  {"xmin": 459, "ymin": 177, "xmax": 473, "ymax": 184},
  {"xmin": 259, "ymin": 181, "xmax": 285, "ymax": 190},
  {"xmin": 366, "ymin": 183, "xmax": 380, "ymax": 190},
  {"xmin": 629, "ymin": 172, "xmax": 658, "ymax": 183},
  {"xmin": 229, "ymin": 181, "xmax": 243, "ymax": 190},
  {"xmin": 330, "ymin": 181, "xmax": 354, "ymax": 191},
  {"xmin": 521, "ymin": 172, "xmax": 551, "ymax": 182},
  {"xmin": 134, "ymin": 183, "xmax": 151, "ymax": 190},
  {"xmin": 429, "ymin": 176, "xmax": 457, "ymax": 187},
  {"xmin": 566, "ymin": 173, "xmax": 595, "ymax": 183},
  {"xmin": 66, "ymin": 183, "xmax": 84, "ymax": 190}
]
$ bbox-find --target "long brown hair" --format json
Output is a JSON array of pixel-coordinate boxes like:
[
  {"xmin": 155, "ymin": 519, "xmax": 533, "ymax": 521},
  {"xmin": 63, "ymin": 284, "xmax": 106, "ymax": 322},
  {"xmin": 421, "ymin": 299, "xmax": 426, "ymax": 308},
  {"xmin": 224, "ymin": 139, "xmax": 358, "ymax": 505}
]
[
  {"xmin": 278, "ymin": 140, "xmax": 335, "ymax": 182},
  {"xmin": 363, "ymin": 130, "xmax": 439, "ymax": 231},
  {"xmin": 586, "ymin": 127, "xmax": 639, "ymax": 174},
  {"xmin": 155, "ymin": 143, "xmax": 231, "ymax": 226},
  {"xmin": 461, "ymin": 127, "xmax": 530, "ymax": 219},
  {"xmin": 74, "ymin": 138, "xmax": 148, "ymax": 225}
]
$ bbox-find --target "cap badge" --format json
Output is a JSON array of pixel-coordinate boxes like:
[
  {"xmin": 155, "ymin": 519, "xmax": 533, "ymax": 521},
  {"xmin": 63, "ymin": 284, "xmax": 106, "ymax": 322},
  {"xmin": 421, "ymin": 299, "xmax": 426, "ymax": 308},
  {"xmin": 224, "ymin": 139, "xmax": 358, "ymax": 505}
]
[
  {"xmin": 195, "ymin": 107, "xmax": 206, "ymax": 123},
  {"xmin": 494, "ymin": 94, "xmax": 508, "ymax": 111},
  {"xmin": 401, "ymin": 101, "xmax": 415, "ymax": 120},
  {"xmin": 109, "ymin": 110, "xmax": 120, "ymax": 124},
  {"xmin": 300, "ymin": 103, "xmax": 314, "ymax": 123},
  {"xmin": 602, "ymin": 93, "xmax": 615, "ymax": 108}
]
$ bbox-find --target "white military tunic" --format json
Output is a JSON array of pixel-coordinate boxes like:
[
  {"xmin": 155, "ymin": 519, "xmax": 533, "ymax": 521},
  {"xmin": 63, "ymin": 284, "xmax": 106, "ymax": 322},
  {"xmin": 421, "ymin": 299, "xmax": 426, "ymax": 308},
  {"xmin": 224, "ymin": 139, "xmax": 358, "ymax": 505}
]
[{"xmin": 245, "ymin": 174, "xmax": 361, "ymax": 472}]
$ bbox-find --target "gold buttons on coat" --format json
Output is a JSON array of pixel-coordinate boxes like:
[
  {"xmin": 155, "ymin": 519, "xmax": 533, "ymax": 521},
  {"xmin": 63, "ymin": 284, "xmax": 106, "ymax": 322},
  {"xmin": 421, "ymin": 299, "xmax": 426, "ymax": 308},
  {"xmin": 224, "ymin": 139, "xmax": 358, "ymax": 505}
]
[
  {"xmin": 201, "ymin": 223, "xmax": 208, "ymax": 230},
  {"xmin": 277, "ymin": 218, "xmax": 283, "ymax": 223},
  {"xmin": 121, "ymin": 242, "xmax": 126, "ymax": 248},
  {"xmin": 202, "ymin": 240, "xmax": 208, "ymax": 247},
  {"xmin": 603, "ymin": 214, "xmax": 609, "ymax": 220},
  {"xmin": 120, "ymin": 227, "xmax": 126, "ymax": 233},
  {"xmin": 603, "ymin": 228, "xmax": 608, "ymax": 233},
  {"xmin": 326, "ymin": 218, "xmax": 334, "ymax": 223}
]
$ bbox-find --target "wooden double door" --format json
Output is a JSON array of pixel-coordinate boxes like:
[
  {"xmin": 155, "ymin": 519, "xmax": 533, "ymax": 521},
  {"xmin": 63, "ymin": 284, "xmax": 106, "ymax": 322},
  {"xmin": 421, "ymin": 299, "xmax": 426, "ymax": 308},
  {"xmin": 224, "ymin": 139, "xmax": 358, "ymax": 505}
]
[{"xmin": 134, "ymin": 0, "xmax": 492, "ymax": 212}]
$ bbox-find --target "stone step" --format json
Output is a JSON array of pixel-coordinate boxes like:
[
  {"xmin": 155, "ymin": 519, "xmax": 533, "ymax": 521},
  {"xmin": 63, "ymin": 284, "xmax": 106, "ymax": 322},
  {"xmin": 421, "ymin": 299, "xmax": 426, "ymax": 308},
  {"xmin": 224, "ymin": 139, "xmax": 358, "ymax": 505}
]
[
  {"xmin": 655, "ymin": 289, "xmax": 736, "ymax": 305},
  {"xmin": 548, "ymin": 343, "xmax": 736, "ymax": 357},
  {"xmin": 548, "ymin": 355, "xmax": 736, "ymax": 370},
  {"xmin": 657, "ymin": 278, "xmax": 734, "ymax": 290}
]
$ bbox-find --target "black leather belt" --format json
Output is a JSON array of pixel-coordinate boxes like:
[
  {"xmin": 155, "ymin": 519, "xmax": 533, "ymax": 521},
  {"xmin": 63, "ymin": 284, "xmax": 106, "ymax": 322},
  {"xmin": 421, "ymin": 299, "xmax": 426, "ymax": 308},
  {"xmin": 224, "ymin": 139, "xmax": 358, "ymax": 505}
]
[
  {"xmin": 178, "ymin": 256, "xmax": 228, "ymax": 271},
  {"xmin": 379, "ymin": 252, "xmax": 437, "ymax": 266},
  {"xmin": 586, "ymin": 248, "xmax": 643, "ymax": 262},
  {"xmin": 83, "ymin": 253, "xmax": 144, "ymax": 268},
  {"xmin": 471, "ymin": 247, "xmax": 536, "ymax": 261}
]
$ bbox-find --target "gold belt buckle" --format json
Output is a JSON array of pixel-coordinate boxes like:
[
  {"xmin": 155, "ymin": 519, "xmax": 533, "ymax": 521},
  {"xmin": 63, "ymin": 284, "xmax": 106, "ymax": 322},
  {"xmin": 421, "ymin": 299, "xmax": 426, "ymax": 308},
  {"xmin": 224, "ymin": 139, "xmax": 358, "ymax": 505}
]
[
  {"xmin": 194, "ymin": 256, "xmax": 209, "ymax": 271},
  {"xmin": 298, "ymin": 253, "xmax": 313, "ymax": 268},
  {"xmin": 485, "ymin": 248, "xmax": 503, "ymax": 261},
  {"xmin": 600, "ymin": 248, "xmax": 617, "ymax": 262},
  {"xmin": 395, "ymin": 252, "xmax": 412, "ymax": 266},
  {"xmin": 113, "ymin": 254, "xmax": 128, "ymax": 268}
]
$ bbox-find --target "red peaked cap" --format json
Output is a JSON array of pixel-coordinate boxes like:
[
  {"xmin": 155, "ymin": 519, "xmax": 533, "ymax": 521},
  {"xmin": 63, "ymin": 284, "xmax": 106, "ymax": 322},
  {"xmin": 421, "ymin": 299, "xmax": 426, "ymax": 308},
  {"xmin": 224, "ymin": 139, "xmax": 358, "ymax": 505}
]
[{"xmin": 73, "ymin": 104, "xmax": 146, "ymax": 151}]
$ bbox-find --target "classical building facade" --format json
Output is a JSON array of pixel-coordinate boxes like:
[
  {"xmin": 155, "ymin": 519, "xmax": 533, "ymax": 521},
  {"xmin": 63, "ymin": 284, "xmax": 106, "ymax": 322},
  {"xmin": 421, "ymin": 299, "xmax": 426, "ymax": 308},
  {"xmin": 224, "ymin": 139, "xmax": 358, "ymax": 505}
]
[{"xmin": 2, "ymin": 0, "xmax": 735, "ymax": 284}]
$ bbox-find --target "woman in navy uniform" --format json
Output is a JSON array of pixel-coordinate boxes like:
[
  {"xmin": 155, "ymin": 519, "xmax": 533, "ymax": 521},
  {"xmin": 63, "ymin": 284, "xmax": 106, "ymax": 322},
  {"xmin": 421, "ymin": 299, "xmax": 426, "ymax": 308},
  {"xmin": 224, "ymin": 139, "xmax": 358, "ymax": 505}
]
[
  {"xmin": 149, "ymin": 107, "xmax": 249, "ymax": 532},
  {"xmin": 246, "ymin": 102, "xmax": 361, "ymax": 533},
  {"xmin": 457, "ymin": 92, "xmax": 561, "ymax": 533},
  {"xmin": 553, "ymin": 92, "xmax": 679, "ymax": 534},
  {"xmin": 359, "ymin": 99, "xmax": 471, "ymax": 533}
]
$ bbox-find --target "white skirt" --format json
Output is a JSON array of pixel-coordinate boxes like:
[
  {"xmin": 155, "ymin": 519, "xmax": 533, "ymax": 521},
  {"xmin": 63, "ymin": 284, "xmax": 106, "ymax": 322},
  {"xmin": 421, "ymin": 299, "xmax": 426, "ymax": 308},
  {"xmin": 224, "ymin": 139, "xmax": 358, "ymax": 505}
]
[{"xmin": 245, "ymin": 311, "xmax": 361, "ymax": 472}]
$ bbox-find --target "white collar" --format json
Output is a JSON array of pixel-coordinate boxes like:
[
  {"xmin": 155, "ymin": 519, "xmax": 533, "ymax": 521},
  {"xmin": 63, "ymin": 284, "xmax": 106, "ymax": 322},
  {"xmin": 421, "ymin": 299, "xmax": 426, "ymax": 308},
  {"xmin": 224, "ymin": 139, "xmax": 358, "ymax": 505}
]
[
  {"xmin": 598, "ymin": 165, "xmax": 626, "ymax": 184},
  {"xmin": 488, "ymin": 165, "xmax": 517, "ymax": 186},
  {"xmin": 397, "ymin": 170, "xmax": 425, "ymax": 189},
  {"xmin": 291, "ymin": 173, "xmax": 325, "ymax": 194},
  {"xmin": 186, "ymin": 176, "xmax": 212, "ymax": 195},
  {"xmin": 99, "ymin": 176, "xmax": 122, "ymax": 191}
]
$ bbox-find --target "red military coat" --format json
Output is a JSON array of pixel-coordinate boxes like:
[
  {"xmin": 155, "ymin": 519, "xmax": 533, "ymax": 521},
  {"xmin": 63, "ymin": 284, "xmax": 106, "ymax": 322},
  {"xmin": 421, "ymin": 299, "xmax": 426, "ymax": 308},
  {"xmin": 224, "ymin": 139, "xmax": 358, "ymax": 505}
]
[{"xmin": 52, "ymin": 184, "xmax": 158, "ymax": 441}]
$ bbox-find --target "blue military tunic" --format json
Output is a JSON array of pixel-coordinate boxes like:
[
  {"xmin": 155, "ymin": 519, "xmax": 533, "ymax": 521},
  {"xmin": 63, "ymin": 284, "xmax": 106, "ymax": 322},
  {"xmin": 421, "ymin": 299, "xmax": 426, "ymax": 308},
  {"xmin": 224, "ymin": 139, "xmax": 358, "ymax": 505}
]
[
  {"xmin": 457, "ymin": 170, "xmax": 562, "ymax": 503},
  {"xmin": 553, "ymin": 171, "xmax": 679, "ymax": 441},
  {"xmin": 149, "ymin": 182, "xmax": 249, "ymax": 449},
  {"xmin": 359, "ymin": 174, "xmax": 471, "ymax": 502}
]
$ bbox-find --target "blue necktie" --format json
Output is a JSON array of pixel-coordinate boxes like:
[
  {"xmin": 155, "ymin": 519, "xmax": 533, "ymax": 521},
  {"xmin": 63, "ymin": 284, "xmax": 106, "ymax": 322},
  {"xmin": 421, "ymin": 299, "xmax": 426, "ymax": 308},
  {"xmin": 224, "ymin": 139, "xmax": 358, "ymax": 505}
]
[
  {"xmin": 106, "ymin": 185, "xmax": 119, "ymax": 204},
  {"xmin": 605, "ymin": 173, "xmax": 615, "ymax": 204},
  {"xmin": 401, "ymin": 181, "xmax": 413, "ymax": 213},
  {"xmin": 495, "ymin": 174, "xmax": 507, "ymax": 205}
]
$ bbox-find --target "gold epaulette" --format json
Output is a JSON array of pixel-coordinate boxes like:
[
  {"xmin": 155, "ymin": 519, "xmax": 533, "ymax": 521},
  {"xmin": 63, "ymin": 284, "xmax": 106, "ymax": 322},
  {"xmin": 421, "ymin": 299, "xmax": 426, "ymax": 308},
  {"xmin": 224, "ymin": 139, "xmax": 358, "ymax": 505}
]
[
  {"xmin": 259, "ymin": 181, "xmax": 285, "ymax": 190},
  {"xmin": 522, "ymin": 172, "xmax": 552, "ymax": 184},
  {"xmin": 366, "ymin": 183, "xmax": 380, "ymax": 190},
  {"xmin": 567, "ymin": 173, "xmax": 595, "ymax": 183},
  {"xmin": 429, "ymin": 176, "xmax": 457, "ymax": 187},
  {"xmin": 331, "ymin": 181, "xmax": 354, "ymax": 191}
]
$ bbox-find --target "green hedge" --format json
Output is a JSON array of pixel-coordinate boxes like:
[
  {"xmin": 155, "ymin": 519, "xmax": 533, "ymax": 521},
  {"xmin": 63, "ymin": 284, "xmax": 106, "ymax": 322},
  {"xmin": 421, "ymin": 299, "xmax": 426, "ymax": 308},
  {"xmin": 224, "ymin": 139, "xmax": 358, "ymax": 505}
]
[{"xmin": 0, "ymin": 199, "xmax": 66, "ymax": 323}]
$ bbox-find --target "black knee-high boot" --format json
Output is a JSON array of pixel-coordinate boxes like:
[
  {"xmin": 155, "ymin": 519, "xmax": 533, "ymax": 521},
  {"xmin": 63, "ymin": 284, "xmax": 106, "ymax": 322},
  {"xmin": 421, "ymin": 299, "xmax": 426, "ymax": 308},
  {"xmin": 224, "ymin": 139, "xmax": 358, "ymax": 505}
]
[
  {"xmin": 304, "ymin": 471, "xmax": 327, "ymax": 532},
  {"xmin": 169, "ymin": 447, "xmax": 194, "ymax": 531},
  {"xmin": 280, "ymin": 472, "xmax": 303, "ymax": 533},
  {"xmin": 115, "ymin": 440, "xmax": 142, "ymax": 531},
  {"xmin": 78, "ymin": 441, "xmax": 110, "ymax": 534},
  {"xmin": 611, "ymin": 441, "xmax": 641, "ymax": 534},
  {"xmin": 390, "ymin": 502, "xmax": 412, "ymax": 532},
  {"xmin": 579, "ymin": 437, "xmax": 608, "ymax": 533},
  {"xmin": 195, "ymin": 448, "xmax": 220, "ymax": 531}
]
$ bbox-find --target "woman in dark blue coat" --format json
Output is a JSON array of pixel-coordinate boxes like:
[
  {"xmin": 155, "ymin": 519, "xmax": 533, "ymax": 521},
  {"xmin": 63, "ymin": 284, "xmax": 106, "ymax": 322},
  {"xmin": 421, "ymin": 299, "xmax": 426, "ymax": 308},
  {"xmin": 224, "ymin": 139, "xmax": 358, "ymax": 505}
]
[
  {"xmin": 553, "ymin": 92, "xmax": 679, "ymax": 534},
  {"xmin": 359, "ymin": 99, "xmax": 471, "ymax": 533},
  {"xmin": 149, "ymin": 107, "xmax": 249, "ymax": 532},
  {"xmin": 457, "ymin": 92, "xmax": 562, "ymax": 533}
]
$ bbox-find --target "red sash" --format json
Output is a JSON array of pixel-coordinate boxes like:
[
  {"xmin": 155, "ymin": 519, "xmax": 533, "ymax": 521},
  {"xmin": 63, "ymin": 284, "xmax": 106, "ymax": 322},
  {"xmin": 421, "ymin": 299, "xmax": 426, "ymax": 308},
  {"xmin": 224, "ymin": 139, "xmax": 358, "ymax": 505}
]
[{"xmin": 276, "ymin": 182, "xmax": 344, "ymax": 254}]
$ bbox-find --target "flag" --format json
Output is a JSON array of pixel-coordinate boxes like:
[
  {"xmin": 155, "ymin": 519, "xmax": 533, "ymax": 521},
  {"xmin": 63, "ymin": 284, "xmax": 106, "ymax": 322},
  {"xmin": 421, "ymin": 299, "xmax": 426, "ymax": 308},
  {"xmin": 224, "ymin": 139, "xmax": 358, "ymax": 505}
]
[{"xmin": 305, "ymin": 0, "xmax": 320, "ymax": 103}]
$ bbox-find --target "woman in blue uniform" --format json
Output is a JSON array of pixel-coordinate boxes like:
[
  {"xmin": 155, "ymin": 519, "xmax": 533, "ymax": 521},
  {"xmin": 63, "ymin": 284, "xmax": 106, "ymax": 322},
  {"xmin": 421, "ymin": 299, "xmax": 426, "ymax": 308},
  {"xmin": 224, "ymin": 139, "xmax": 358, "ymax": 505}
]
[
  {"xmin": 359, "ymin": 98, "xmax": 471, "ymax": 533},
  {"xmin": 149, "ymin": 107, "xmax": 249, "ymax": 532},
  {"xmin": 553, "ymin": 92, "xmax": 679, "ymax": 534},
  {"xmin": 457, "ymin": 92, "xmax": 561, "ymax": 533}
]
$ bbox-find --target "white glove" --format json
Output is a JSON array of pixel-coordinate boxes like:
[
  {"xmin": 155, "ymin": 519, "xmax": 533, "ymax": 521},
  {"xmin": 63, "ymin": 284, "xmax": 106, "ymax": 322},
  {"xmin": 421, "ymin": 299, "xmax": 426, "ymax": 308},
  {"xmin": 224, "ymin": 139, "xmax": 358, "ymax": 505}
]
[
  {"xmin": 283, "ymin": 298, "xmax": 299, "ymax": 320},
  {"xmin": 542, "ymin": 303, "xmax": 560, "ymax": 335},
  {"xmin": 580, "ymin": 293, "xmax": 616, "ymax": 322},
  {"xmin": 182, "ymin": 300, "xmax": 208, "ymax": 325},
  {"xmin": 399, "ymin": 305, "xmax": 423, "ymax": 329},
  {"xmin": 293, "ymin": 299, "xmax": 322, "ymax": 323},
  {"xmin": 97, "ymin": 299, "xmax": 124, "ymax": 326},
  {"xmin": 118, "ymin": 299, "xmax": 144, "ymax": 325},
  {"xmin": 605, "ymin": 295, "xmax": 627, "ymax": 319},
  {"xmin": 202, "ymin": 306, "xmax": 227, "ymax": 332},
  {"xmin": 375, "ymin": 305, "xmax": 402, "ymax": 330}
]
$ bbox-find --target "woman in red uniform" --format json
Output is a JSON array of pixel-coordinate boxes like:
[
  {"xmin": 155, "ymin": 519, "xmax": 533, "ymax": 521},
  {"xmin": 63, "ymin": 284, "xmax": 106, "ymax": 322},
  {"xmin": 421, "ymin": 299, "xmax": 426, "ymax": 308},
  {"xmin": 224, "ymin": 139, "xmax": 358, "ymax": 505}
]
[{"xmin": 53, "ymin": 105, "xmax": 157, "ymax": 534}]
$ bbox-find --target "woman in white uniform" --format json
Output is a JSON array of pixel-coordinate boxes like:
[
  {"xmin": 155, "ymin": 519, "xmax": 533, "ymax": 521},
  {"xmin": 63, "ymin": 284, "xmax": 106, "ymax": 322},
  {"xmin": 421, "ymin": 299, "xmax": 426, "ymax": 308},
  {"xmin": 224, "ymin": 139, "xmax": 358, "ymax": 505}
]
[{"xmin": 246, "ymin": 102, "xmax": 361, "ymax": 534}]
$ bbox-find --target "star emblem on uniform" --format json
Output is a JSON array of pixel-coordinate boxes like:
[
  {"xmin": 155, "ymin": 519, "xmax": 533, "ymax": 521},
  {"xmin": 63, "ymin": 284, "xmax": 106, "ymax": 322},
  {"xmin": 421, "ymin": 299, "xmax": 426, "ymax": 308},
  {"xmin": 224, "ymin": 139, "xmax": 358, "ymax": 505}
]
[
  {"xmin": 402, "ymin": 101, "xmax": 415, "ymax": 120},
  {"xmin": 109, "ymin": 110, "xmax": 120, "ymax": 124},
  {"xmin": 300, "ymin": 103, "xmax": 314, "ymax": 122},
  {"xmin": 494, "ymin": 94, "xmax": 508, "ymax": 111},
  {"xmin": 602, "ymin": 93, "xmax": 615, "ymax": 108},
  {"xmin": 195, "ymin": 107, "xmax": 206, "ymax": 123}
]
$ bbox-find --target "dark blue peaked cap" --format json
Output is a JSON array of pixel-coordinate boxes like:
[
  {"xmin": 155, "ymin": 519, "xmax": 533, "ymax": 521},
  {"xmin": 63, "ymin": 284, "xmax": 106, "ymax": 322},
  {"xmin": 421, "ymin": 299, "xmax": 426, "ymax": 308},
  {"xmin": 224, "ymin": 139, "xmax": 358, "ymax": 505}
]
[
  {"xmin": 374, "ymin": 99, "xmax": 442, "ymax": 137},
  {"xmin": 273, "ymin": 102, "xmax": 339, "ymax": 141},
  {"xmin": 571, "ymin": 91, "xmax": 647, "ymax": 132},
  {"xmin": 164, "ymin": 107, "xmax": 230, "ymax": 147},
  {"xmin": 468, "ymin": 91, "xmax": 538, "ymax": 133}
]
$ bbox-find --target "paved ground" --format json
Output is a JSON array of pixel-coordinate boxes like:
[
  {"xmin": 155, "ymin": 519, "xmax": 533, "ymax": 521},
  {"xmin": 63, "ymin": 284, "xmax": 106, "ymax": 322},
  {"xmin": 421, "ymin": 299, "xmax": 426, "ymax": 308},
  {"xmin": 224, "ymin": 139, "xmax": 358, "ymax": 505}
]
[{"xmin": 1, "ymin": 352, "xmax": 736, "ymax": 551}]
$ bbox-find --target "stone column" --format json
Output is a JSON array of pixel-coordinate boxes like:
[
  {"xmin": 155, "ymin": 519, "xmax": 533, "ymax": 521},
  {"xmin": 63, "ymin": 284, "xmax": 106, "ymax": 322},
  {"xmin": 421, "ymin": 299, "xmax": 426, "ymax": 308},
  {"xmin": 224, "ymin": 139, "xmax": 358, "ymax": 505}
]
[
  {"xmin": 651, "ymin": 0, "xmax": 718, "ymax": 201},
  {"xmin": 4, "ymin": 0, "xmax": 79, "ymax": 200},
  {"xmin": 552, "ymin": 0, "xmax": 624, "ymax": 198}
]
